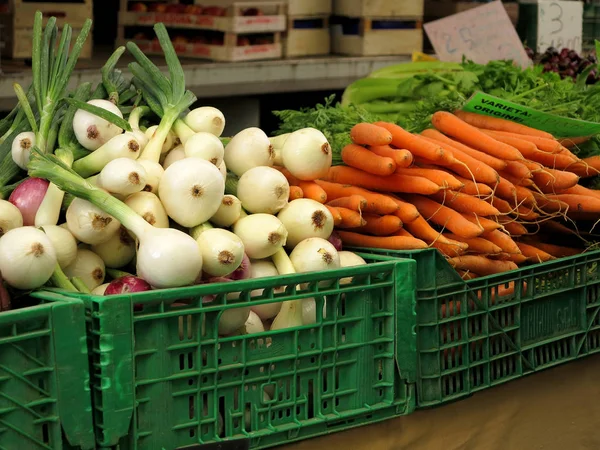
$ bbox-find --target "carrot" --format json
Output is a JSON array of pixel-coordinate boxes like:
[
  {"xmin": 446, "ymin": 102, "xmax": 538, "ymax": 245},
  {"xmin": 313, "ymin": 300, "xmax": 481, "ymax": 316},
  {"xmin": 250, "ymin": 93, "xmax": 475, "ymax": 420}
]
[
  {"xmin": 324, "ymin": 166, "xmax": 442, "ymax": 195},
  {"xmin": 288, "ymin": 185, "xmax": 303, "ymax": 200},
  {"xmin": 515, "ymin": 242, "xmax": 555, "ymax": 263},
  {"xmin": 431, "ymin": 191, "xmax": 501, "ymax": 216},
  {"xmin": 336, "ymin": 207, "xmax": 366, "ymax": 228},
  {"xmin": 325, "ymin": 206, "xmax": 343, "ymax": 226},
  {"xmin": 564, "ymin": 160, "xmax": 600, "ymax": 178},
  {"xmin": 395, "ymin": 167, "xmax": 464, "ymax": 190},
  {"xmin": 504, "ymin": 161, "xmax": 532, "ymax": 180},
  {"xmin": 453, "ymin": 175, "xmax": 494, "ymax": 196},
  {"xmin": 327, "ymin": 195, "xmax": 367, "ymax": 212},
  {"xmin": 341, "ymin": 144, "xmax": 396, "ymax": 176},
  {"xmin": 374, "ymin": 121, "xmax": 454, "ymax": 164},
  {"xmin": 404, "ymin": 215, "xmax": 468, "ymax": 251},
  {"xmin": 392, "ymin": 228, "xmax": 413, "ymax": 238},
  {"xmin": 357, "ymin": 214, "xmax": 402, "ymax": 236},
  {"xmin": 482, "ymin": 230, "xmax": 521, "ymax": 254},
  {"xmin": 558, "ymin": 136, "xmax": 591, "ymax": 147},
  {"xmin": 563, "ymin": 184, "xmax": 600, "ymax": 201},
  {"xmin": 448, "ymin": 255, "xmax": 518, "ymax": 275},
  {"xmin": 514, "ymin": 185, "xmax": 536, "ymax": 207},
  {"xmin": 431, "ymin": 112, "xmax": 523, "ymax": 161},
  {"xmin": 498, "ymin": 170, "xmax": 534, "ymax": 187},
  {"xmin": 314, "ymin": 180, "xmax": 399, "ymax": 214},
  {"xmin": 370, "ymin": 145, "xmax": 413, "ymax": 168},
  {"xmin": 458, "ymin": 270, "xmax": 478, "ymax": 280},
  {"xmin": 350, "ymin": 123, "xmax": 392, "ymax": 146},
  {"xmin": 520, "ymin": 239, "xmax": 582, "ymax": 258},
  {"xmin": 515, "ymin": 205, "xmax": 539, "ymax": 221},
  {"xmin": 490, "ymin": 197, "xmax": 514, "ymax": 215},
  {"xmin": 419, "ymin": 135, "xmax": 500, "ymax": 185},
  {"xmin": 279, "ymin": 167, "xmax": 300, "ymax": 185},
  {"xmin": 443, "ymin": 233, "xmax": 503, "ymax": 254},
  {"xmin": 544, "ymin": 194, "xmax": 600, "ymax": 214},
  {"xmin": 462, "ymin": 214, "xmax": 503, "ymax": 232},
  {"xmin": 502, "ymin": 253, "xmax": 529, "ymax": 265},
  {"xmin": 337, "ymin": 231, "xmax": 428, "ymax": 250},
  {"xmin": 388, "ymin": 195, "xmax": 420, "ymax": 223},
  {"xmin": 533, "ymin": 193, "xmax": 569, "ymax": 213},
  {"xmin": 482, "ymin": 130, "xmax": 564, "ymax": 153},
  {"xmin": 494, "ymin": 176, "xmax": 518, "ymax": 201},
  {"xmin": 496, "ymin": 219, "xmax": 528, "ymax": 236},
  {"xmin": 582, "ymin": 155, "xmax": 600, "ymax": 172},
  {"xmin": 453, "ymin": 110, "xmax": 556, "ymax": 139},
  {"xmin": 404, "ymin": 194, "xmax": 484, "ymax": 238},
  {"xmin": 532, "ymin": 169, "xmax": 580, "ymax": 192},
  {"xmin": 296, "ymin": 181, "xmax": 327, "ymax": 203},
  {"xmin": 434, "ymin": 239, "xmax": 469, "ymax": 258},
  {"xmin": 541, "ymin": 220, "xmax": 578, "ymax": 236},
  {"xmin": 421, "ymin": 128, "xmax": 507, "ymax": 171}
]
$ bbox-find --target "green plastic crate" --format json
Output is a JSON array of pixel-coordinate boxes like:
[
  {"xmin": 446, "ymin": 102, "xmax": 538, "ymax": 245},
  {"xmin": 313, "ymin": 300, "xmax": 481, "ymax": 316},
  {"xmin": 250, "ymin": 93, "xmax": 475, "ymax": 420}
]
[
  {"xmin": 34, "ymin": 253, "xmax": 416, "ymax": 449},
  {"xmin": 0, "ymin": 296, "xmax": 95, "ymax": 449},
  {"xmin": 349, "ymin": 248, "xmax": 600, "ymax": 407}
]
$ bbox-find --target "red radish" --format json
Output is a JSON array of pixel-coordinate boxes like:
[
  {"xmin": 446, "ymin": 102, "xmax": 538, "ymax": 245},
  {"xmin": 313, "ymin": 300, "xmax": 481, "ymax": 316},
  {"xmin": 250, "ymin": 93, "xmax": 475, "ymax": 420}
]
[
  {"xmin": 229, "ymin": 253, "xmax": 251, "ymax": 280},
  {"xmin": 105, "ymin": 276, "xmax": 152, "ymax": 295},
  {"xmin": 328, "ymin": 231, "xmax": 343, "ymax": 251},
  {"xmin": 9, "ymin": 177, "xmax": 49, "ymax": 226}
]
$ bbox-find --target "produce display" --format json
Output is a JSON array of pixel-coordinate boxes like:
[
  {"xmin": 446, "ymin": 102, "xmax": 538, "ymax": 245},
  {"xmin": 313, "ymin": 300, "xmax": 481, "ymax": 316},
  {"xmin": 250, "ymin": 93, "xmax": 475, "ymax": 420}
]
[
  {"xmin": 0, "ymin": 12, "xmax": 366, "ymax": 334},
  {"xmin": 528, "ymin": 46, "xmax": 599, "ymax": 84}
]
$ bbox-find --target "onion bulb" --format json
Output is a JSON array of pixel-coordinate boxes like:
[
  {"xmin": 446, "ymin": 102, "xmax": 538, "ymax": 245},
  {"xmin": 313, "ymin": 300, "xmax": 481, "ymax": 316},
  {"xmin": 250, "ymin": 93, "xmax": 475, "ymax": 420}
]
[
  {"xmin": 11, "ymin": 131, "xmax": 35, "ymax": 170},
  {"xmin": 64, "ymin": 248, "xmax": 106, "ymax": 291},
  {"xmin": 145, "ymin": 125, "xmax": 176, "ymax": 154},
  {"xmin": 40, "ymin": 225, "xmax": 77, "ymax": 269},
  {"xmin": 91, "ymin": 283, "xmax": 110, "ymax": 295},
  {"xmin": 269, "ymin": 133, "xmax": 289, "ymax": 166},
  {"xmin": 105, "ymin": 276, "xmax": 152, "ymax": 295},
  {"xmin": 73, "ymin": 99, "xmax": 124, "ymax": 151},
  {"xmin": 124, "ymin": 191, "xmax": 169, "ymax": 228},
  {"xmin": 91, "ymin": 226, "xmax": 136, "ymax": 268},
  {"xmin": 281, "ymin": 128, "xmax": 331, "ymax": 180},
  {"xmin": 162, "ymin": 145, "xmax": 186, "ymax": 169},
  {"xmin": 249, "ymin": 259, "xmax": 282, "ymax": 320},
  {"xmin": 290, "ymin": 238, "xmax": 340, "ymax": 274},
  {"xmin": 245, "ymin": 310, "xmax": 265, "ymax": 334},
  {"xmin": 218, "ymin": 160, "xmax": 227, "ymax": 181},
  {"xmin": 0, "ymin": 226, "xmax": 57, "ymax": 289},
  {"xmin": 270, "ymin": 249, "xmax": 303, "ymax": 331},
  {"xmin": 302, "ymin": 298, "xmax": 326, "ymax": 325},
  {"xmin": 233, "ymin": 214, "xmax": 287, "ymax": 259},
  {"xmin": 196, "ymin": 228, "xmax": 245, "ymax": 277},
  {"xmin": 98, "ymin": 158, "xmax": 147, "ymax": 196},
  {"xmin": 184, "ymin": 132, "xmax": 224, "ymax": 166},
  {"xmin": 185, "ymin": 106, "xmax": 225, "ymax": 137},
  {"xmin": 136, "ymin": 160, "xmax": 164, "ymax": 194},
  {"xmin": 224, "ymin": 128, "xmax": 274, "ymax": 176},
  {"xmin": 237, "ymin": 166, "xmax": 289, "ymax": 214},
  {"xmin": 277, "ymin": 199, "xmax": 334, "ymax": 249},
  {"xmin": 9, "ymin": 177, "xmax": 49, "ymax": 226},
  {"xmin": 339, "ymin": 251, "xmax": 367, "ymax": 285},
  {"xmin": 219, "ymin": 306, "xmax": 251, "ymax": 335},
  {"xmin": 210, "ymin": 195, "xmax": 242, "ymax": 227},
  {"xmin": 0, "ymin": 199, "xmax": 23, "ymax": 237},
  {"xmin": 159, "ymin": 157, "xmax": 225, "ymax": 227},
  {"xmin": 66, "ymin": 198, "xmax": 121, "ymax": 245}
]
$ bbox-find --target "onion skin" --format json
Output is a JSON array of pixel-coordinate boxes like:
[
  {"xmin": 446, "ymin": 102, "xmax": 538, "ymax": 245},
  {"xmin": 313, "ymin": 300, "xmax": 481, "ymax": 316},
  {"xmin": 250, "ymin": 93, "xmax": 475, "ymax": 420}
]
[
  {"xmin": 229, "ymin": 253, "xmax": 251, "ymax": 280},
  {"xmin": 327, "ymin": 231, "xmax": 343, "ymax": 251},
  {"xmin": 9, "ymin": 178, "xmax": 50, "ymax": 226},
  {"xmin": 105, "ymin": 276, "xmax": 152, "ymax": 295}
]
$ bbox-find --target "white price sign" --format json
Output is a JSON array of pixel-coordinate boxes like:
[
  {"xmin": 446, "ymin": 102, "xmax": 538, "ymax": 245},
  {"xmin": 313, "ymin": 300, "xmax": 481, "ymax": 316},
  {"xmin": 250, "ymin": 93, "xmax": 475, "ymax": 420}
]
[{"xmin": 537, "ymin": 1, "xmax": 583, "ymax": 53}]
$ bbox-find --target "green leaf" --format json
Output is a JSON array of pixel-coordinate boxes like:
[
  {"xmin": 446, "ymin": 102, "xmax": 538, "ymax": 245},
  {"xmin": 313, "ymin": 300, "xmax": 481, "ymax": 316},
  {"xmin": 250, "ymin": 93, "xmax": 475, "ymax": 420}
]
[
  {"xmin": 59, "ymin": 83, "xmax": 92, "ymax": 149},
  {"xmin": 14, "ymin": 83, "xmax": 38, "ymax": 134},
  {"xmin": 154, "ymin": 23, "xmax": 185, "ymax": 101},
  {"xmin": 126, "ymin": 41, "xmax": 171, "ymax": 99},
  {"xmin": 63, "ymin": 97, "xmax": 132, "ymax": 132}
]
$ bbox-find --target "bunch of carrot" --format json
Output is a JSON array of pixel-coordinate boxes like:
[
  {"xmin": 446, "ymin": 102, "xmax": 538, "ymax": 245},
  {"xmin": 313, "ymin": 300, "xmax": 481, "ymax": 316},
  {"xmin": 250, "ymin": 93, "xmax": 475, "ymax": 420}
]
[{"xmin": 278, "ymin": 110, "xmax": 600, "ymax": 279}]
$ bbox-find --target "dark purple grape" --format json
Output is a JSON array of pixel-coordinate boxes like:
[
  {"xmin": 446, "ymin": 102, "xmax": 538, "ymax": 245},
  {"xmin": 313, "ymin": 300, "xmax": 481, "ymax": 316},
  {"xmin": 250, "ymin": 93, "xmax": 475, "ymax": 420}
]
[
  {"xmin": 588, "ymin": 54, "xmax": 597, "ymax": 63},
  {"xmin": 525, "ymin": 47, "xmax": 535, "ymax": 59},
  {"xmin": 550, "ymin": 55, "xmax": 560, "ymax": 63},
  {"xmin": 568, "ymin": 50, "xmax": 579, "ymax": 60},
  {"xmin": 560, "ymin": 48, "xmax": 570, "ymax": 58},
  {"xmin": 559, "ymin": 58, "xmax": 571, "ymax": 69},
  {"xmin": 543, "ymin": 62, "xmax": 552, "ymax": 71},
  {"xmin": 570, "ymin": 60, "xmax": 579, "ymax": 69},
  {"xmin": 587, "ymin": 71, "xmax": 597, "ymax": 84},
  {"xmin": 547, "ymin": 46, "xmax": 557, "ymax": 55},
  {"xmin": 565, "ymin": 68, "xmax": 576, "ymax": 77}
]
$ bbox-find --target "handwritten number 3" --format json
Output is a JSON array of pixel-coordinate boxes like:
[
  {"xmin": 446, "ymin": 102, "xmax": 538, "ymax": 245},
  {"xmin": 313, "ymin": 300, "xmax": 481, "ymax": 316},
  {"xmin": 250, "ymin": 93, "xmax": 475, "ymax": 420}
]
[{"xmin": 549, "ymin": 2, "xmax": 563, "ymax": 35}]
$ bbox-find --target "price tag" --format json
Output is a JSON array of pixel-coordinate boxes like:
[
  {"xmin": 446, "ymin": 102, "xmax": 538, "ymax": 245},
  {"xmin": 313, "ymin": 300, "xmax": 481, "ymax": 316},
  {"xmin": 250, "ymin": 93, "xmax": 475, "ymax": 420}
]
[
  {"xmin": 424, "ymin": 0, "xmax": 530, "ymax": 68},
  {"xmin": 537, "ymin": 0, "xmax": 582, "ymax": 53}
]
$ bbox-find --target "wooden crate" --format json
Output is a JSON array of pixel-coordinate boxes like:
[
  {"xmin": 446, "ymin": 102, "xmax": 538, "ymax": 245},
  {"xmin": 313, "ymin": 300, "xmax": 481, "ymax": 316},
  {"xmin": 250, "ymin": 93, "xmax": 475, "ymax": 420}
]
[
  {"xmin": 284, "ymin": 15, "xmax": 330, "ymax": 57},
  {"xmin": 424, "ymin": 1, "xmax": 519, "ymax": 26},
  {"xmin": 332, "ymin": 17, "xmax": 422, "ymax": 56},
  {"xmin": 287, "ymin": 0, "xmax": 332, "ymax": 16},
  {"xmin": 333, "ymin": 0, "xmax": 424, "ymax": 18},
  {"xmin": 0, "ymin": 0, "xmax": 92, "ymax": 28}
]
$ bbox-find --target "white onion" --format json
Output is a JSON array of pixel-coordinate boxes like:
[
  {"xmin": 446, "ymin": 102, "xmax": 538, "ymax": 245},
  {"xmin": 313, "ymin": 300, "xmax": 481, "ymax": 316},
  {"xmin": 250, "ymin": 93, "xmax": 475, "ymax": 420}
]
[
  {"xmin": 11, "ymin": 131, "xmax": 35, "ymax": 170},
  {"xmin": 66, "ymin": 198, "xmax": 121, "ymax": 245},
  {"xmin": 233, "ymin": 214, "xmax": 287, "ymax": 259},
  {"xmin": 124, "ymin": 191, "xmax": 169, "ymax": 228},
  {"xmin": 64, "ymin": 248, "xmax": 105, "ymax": 290},
  {"xmin": 218, "ymin": 160, "xmax": 227, "ymax": 181},
  {"xmin": 136, "ymin": 160, "xmax": 164, "ymax": 195},
  {"xmin": 281, "ymin": 128, "xmax": 331, "ymax": 180},
  {"xmin": 210, "ymin": 195, "xmax": 242, "ymax": 228},
  {"xmin": 270, "ymin": 249, "xmax": 303, "ymax": 331},
  {"xmin": 185, "ymin": 106, "xmax": 226, "ymax": 137},
  {"xmin": 0, "ymin": 226, "xmax": 57, "ymax": 289},
  {"xmin": 237, "ymin": 166, "xmax": 289, "ymax": 214},
  {"xmin": 73, "ymin": 132, "xmax": 143, "ymax": 179},
  {"xmin": 219, "ymin": 306, "xmax": 251, "ymax": 335},
  {"xmin": 98, "ymin": 158, "xmax": 147, "ymax": 196},
  {"xmin": 159, "ymin": 157, "xmax": 225, "ymax": 227},
  {"xmin": 41, "ymin": 225, "xmax": 77, "ymax": 269},
  {"xmin": 249, "ymin": 259, "xmax": 282, "ymax": 320},
  {"xmin": 91, "ymin": 283, "xmax": 110, "ymax": 295},
  {"xmin": 277, "ymin": 199, "xmax": 334, "ymax": 249},
  {"xmin": 269, "ymin": 133, "xmax": 289, "ymax": 166},
  {"xmin": 131, "ymin": 129, "xmax": 149, "ymax": 150},
  {"xmin": 302, "ymin": 298, "xmax": 326, "ymax": 325},
  {"xmin": 224, "ymin": 128, "xmax": 274, "ymax": 176},
  {"xmin": 73, "ymin": 99, "xmax": 124, "ymax": 151},
  {"xmin": 184, "ymin": 132, "xmax": 224, "ymax": 166},
  {"xmin": 245, "ymin": 310, "xmax": 265, "ymax": 334},
  {"xmin": 339, "ymin": 251, "xmax": 367, "ymax": 285},
  {"xmin": 196, "ymin": 228, "xmax": 245, "ymax": 277},
  {"xmin": 290, "ymin": 237, "xmax": 340, "ymax": 273},
  {"xmin": 91, "ymin": 226, "xmax": 136, "ymax": 268},
  {"xmin": 162, "ymin": 145, "xmax": 186, "ymax": 169},
  {"xmin": 0, "ymin": 199, "xmax": 23, "ymax": 237},
  {"xmin": 145, "ymin": 125, "xmax": 176, "ymax": 154},
  {"xmin": 189, "ymin": 222, "xmax": 213, "ymax": 240}
]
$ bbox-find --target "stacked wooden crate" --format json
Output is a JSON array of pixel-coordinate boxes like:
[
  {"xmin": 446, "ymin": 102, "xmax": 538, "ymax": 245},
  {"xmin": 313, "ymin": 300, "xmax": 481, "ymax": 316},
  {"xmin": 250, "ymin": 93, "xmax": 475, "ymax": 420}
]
[
  {"xmin": 284, "ymin": 0, "xmax": 331, "ymax": 57},
  {"xmin": 331, "ymin": 0, "xmax": 423, "ymax": 56},
  {"xmin": 118, "ymin": 0, "xmax": 285, "ymax": 62},
  {"xmin": 424, "ymin": 1, "xmax": 519, "ymax": 26},
  {"xmin": 0, "ymin": 0, "xmax": 93, "ymax": 59}
]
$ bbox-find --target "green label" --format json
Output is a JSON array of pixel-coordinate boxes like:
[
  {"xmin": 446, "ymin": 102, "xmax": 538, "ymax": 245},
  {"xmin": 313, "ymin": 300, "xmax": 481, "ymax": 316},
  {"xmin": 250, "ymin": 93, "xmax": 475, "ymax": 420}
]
[
  {"xmin": 520, "ymin": 293, "xmax": 582, "ymax": 345},
  {"xmin": 462, "ymin": 92, "xmax": 600, "ymax": 137}
]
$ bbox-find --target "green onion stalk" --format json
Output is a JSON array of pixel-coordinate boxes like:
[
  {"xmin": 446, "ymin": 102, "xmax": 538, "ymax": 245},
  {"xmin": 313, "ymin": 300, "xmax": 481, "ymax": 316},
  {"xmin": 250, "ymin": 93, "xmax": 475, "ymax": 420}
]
[{"xmin": 127, "ymin": 23, "xmax": 197, "ymax": 163}]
